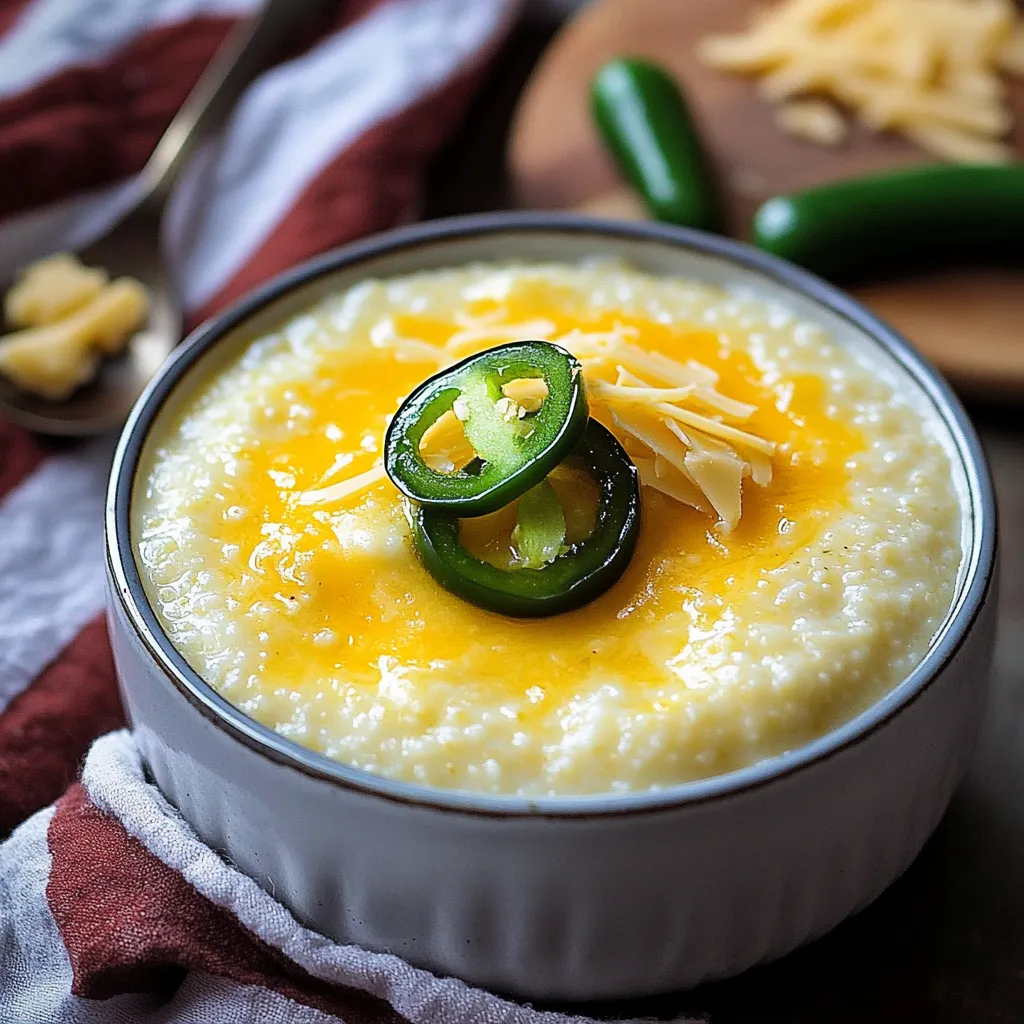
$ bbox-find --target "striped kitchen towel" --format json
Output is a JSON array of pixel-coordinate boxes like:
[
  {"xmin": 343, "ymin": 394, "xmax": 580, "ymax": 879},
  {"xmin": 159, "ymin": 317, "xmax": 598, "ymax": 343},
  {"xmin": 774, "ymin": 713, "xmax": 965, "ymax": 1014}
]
[
  {"xmin": 0, "ymin": 0, "xmax": 517, "ymax": 835},
  {"xmin": 2, "ymin": 729, "xmax": 702, "ymax": 1022}
]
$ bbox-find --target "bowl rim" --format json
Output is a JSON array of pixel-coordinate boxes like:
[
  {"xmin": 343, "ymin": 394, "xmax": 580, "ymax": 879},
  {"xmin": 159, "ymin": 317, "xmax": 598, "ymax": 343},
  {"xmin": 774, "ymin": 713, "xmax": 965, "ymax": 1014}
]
[{"xmin": 106, "ymin": 211, "xmax": 998, "ymax": 819}]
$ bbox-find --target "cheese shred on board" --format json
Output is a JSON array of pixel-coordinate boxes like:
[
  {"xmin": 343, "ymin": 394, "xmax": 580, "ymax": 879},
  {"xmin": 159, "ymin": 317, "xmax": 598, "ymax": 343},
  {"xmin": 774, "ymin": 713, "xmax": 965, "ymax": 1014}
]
[
  {"xmin": 699, "ymin": 0, "xmax": 1024, "ymax": 162},
  {"xmin": 303, "ymin": 317, "xmax": 778, "ymax": 534}
]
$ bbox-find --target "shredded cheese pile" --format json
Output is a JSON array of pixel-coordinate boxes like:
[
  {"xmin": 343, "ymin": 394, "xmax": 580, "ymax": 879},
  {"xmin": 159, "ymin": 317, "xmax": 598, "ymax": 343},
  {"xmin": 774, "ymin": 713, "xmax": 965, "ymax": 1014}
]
[
  {"xmin": 299, "ymin": 316, "xmax": 777, "ymax": 533},
  {"xmin": 548, "ymin": 325, "xmax": 774, "ymax": 532},
  {"xmin": 699, "ymin": 0, "xmax": 1024, "ymax": 162}
]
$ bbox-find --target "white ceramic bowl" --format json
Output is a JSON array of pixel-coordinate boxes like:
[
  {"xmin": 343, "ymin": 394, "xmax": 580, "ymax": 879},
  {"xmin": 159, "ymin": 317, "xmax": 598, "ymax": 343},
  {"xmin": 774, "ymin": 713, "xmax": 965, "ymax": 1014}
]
[{"xmin": 105, "ymin": 214, "xmax": 998, "ymax": 1001}]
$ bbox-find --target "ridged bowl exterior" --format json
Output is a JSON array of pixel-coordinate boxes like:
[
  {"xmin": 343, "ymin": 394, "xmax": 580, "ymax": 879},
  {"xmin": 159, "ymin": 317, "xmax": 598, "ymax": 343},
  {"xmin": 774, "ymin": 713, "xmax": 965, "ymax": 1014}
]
[
  {"xmin": 106, "ymin": 582, "xmax": 996, "ymax": 999},
  {"xmin": 105, "ymin": 215, "xmax": 998, "ymax": 1001}
]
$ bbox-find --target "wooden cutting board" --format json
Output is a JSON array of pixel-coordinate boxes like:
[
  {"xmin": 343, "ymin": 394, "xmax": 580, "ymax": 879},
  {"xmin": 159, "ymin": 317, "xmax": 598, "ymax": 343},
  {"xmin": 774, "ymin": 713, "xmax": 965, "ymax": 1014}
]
[{"xmin": 509, "ymin": 0, "xmax": 1024, "ymax": 397}]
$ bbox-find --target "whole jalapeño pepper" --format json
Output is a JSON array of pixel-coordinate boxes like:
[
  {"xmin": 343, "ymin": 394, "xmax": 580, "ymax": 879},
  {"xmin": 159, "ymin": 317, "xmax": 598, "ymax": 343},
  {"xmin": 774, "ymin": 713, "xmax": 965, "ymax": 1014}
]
[{"xmin": 591, "ymin": 57, "xmax": 723, "ymax": 232}]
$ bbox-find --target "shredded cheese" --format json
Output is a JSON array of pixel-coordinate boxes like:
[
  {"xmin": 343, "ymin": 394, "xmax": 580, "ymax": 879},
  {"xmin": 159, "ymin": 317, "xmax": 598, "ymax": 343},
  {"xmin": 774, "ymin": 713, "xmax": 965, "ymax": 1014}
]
[
  {"xmin": 609, "ymin": 406, "xmax": 703, "ymax": 486},
  {"xmin": 654, "ymin": 402, "xmax": 776, "ymax": 456},
  {"xmin": 612, "ymin": 365, "xmax": 756, "ymax": 421},
  {"xmin": 589, "ymin": 379, "xmax": 697, "ymax": 404},
  {"xmin": 295, "ymin": 464, "xmax": 386, "ymax": 506},
  {"xmin": 699, "ymin": 0, "xmax": 1024, "ymax": 161},
  {"xmin": 306, "ymin": 314, "xmax": 778, "ymax": 531},
  {"xmin": 775, "ymin": 98, "xmax": 849, "ymax": 145},
  {"xmin": 747, "ymin": 449, "xmax": 775, "ymax": 487},
  {"xmin": 369, "ymin": 320, "xmax": 452, "ymax": 367},
  {"xmin": 633, "ymin": 456, "xmax": 713, "ymax": 514},
  {"xmin": 571, "ymin": 335, "xmax": 720, "ymax": 387},
  {"xmin": 444, "ymin": 319, "xmax": 557, "ymax": 357}
]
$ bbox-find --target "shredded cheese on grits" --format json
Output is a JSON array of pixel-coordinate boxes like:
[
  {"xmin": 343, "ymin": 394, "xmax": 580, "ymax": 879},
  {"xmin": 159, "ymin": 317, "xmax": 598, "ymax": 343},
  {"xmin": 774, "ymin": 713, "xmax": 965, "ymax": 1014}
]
[{"xmin": 319, "ymin": 316, "xmax": 778, "ymax": 533}]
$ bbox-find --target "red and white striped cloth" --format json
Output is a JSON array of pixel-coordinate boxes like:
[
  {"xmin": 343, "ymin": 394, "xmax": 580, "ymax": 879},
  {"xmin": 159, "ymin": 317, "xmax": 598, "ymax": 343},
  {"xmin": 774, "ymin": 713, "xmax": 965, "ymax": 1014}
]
[
  {"xmin": 0, "ymin": 2, "xmax": 705, "ymax": 1020},
  {"xmin": 0, "ymin": 0, "xmax": 516, "ymax": 828},
  {"xmin": 3, "ymin": 731, "xmax": 696, "ymax": 1022}
]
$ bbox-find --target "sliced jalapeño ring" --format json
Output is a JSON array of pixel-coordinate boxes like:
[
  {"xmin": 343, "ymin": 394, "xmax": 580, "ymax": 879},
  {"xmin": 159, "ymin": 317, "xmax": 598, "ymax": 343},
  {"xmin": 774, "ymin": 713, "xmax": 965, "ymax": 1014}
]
[
  {"xmin": 384, "ymin": 340, "xmax": 588, "ymax": 518},
  {"xmin": 410, "ymin": 420, "xmax": 641, "ymax": 618}
]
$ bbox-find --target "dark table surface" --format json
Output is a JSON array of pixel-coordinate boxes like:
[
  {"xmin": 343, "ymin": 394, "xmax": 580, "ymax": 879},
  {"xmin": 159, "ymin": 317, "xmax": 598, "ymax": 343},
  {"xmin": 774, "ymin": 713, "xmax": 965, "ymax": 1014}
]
[{"xmin": 422, "ymin": 21, "xmax": 1024, "ymax": 1022}]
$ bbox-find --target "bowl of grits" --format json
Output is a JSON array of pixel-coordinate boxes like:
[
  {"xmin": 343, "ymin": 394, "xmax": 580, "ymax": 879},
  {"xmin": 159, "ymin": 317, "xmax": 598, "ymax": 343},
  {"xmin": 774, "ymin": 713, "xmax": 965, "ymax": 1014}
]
[{"xmin": 105, "ymin": 213, "xmax": 997, "ymax": 1000}]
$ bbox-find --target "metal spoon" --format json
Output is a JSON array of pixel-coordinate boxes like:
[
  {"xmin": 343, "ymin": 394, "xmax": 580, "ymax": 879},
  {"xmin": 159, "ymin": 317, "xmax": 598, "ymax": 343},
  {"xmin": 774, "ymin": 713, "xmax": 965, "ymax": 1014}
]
[{"xmin": 0, "ymin": 0, "xmax": 331, "ymax": 436}]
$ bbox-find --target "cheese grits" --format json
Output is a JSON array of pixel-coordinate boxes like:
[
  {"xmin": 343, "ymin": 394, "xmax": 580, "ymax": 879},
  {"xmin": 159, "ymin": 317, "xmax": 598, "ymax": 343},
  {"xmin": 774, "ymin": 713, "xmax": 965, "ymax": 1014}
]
[{"xmin": 134, "ymin": 261, "xmax": 963, "ymax": 796}]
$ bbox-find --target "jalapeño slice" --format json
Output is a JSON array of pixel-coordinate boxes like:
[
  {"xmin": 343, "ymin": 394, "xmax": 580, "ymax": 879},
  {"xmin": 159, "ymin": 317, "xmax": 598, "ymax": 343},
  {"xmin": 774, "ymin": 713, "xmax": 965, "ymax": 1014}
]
[
  {"xmin": 410, "ymin": 421, "xmax": 641, "ymax": 618},
  {"xmin": 384, "ymin": 340, "xmax": 587, "ymax": 518}
]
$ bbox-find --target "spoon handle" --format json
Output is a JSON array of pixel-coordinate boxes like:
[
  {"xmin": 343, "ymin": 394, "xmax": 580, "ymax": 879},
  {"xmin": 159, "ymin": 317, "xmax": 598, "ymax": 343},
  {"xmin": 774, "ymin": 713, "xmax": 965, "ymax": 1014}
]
[{"xmin": 138, "ymin": 0, "xmax": 333, "ymax": 209}]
